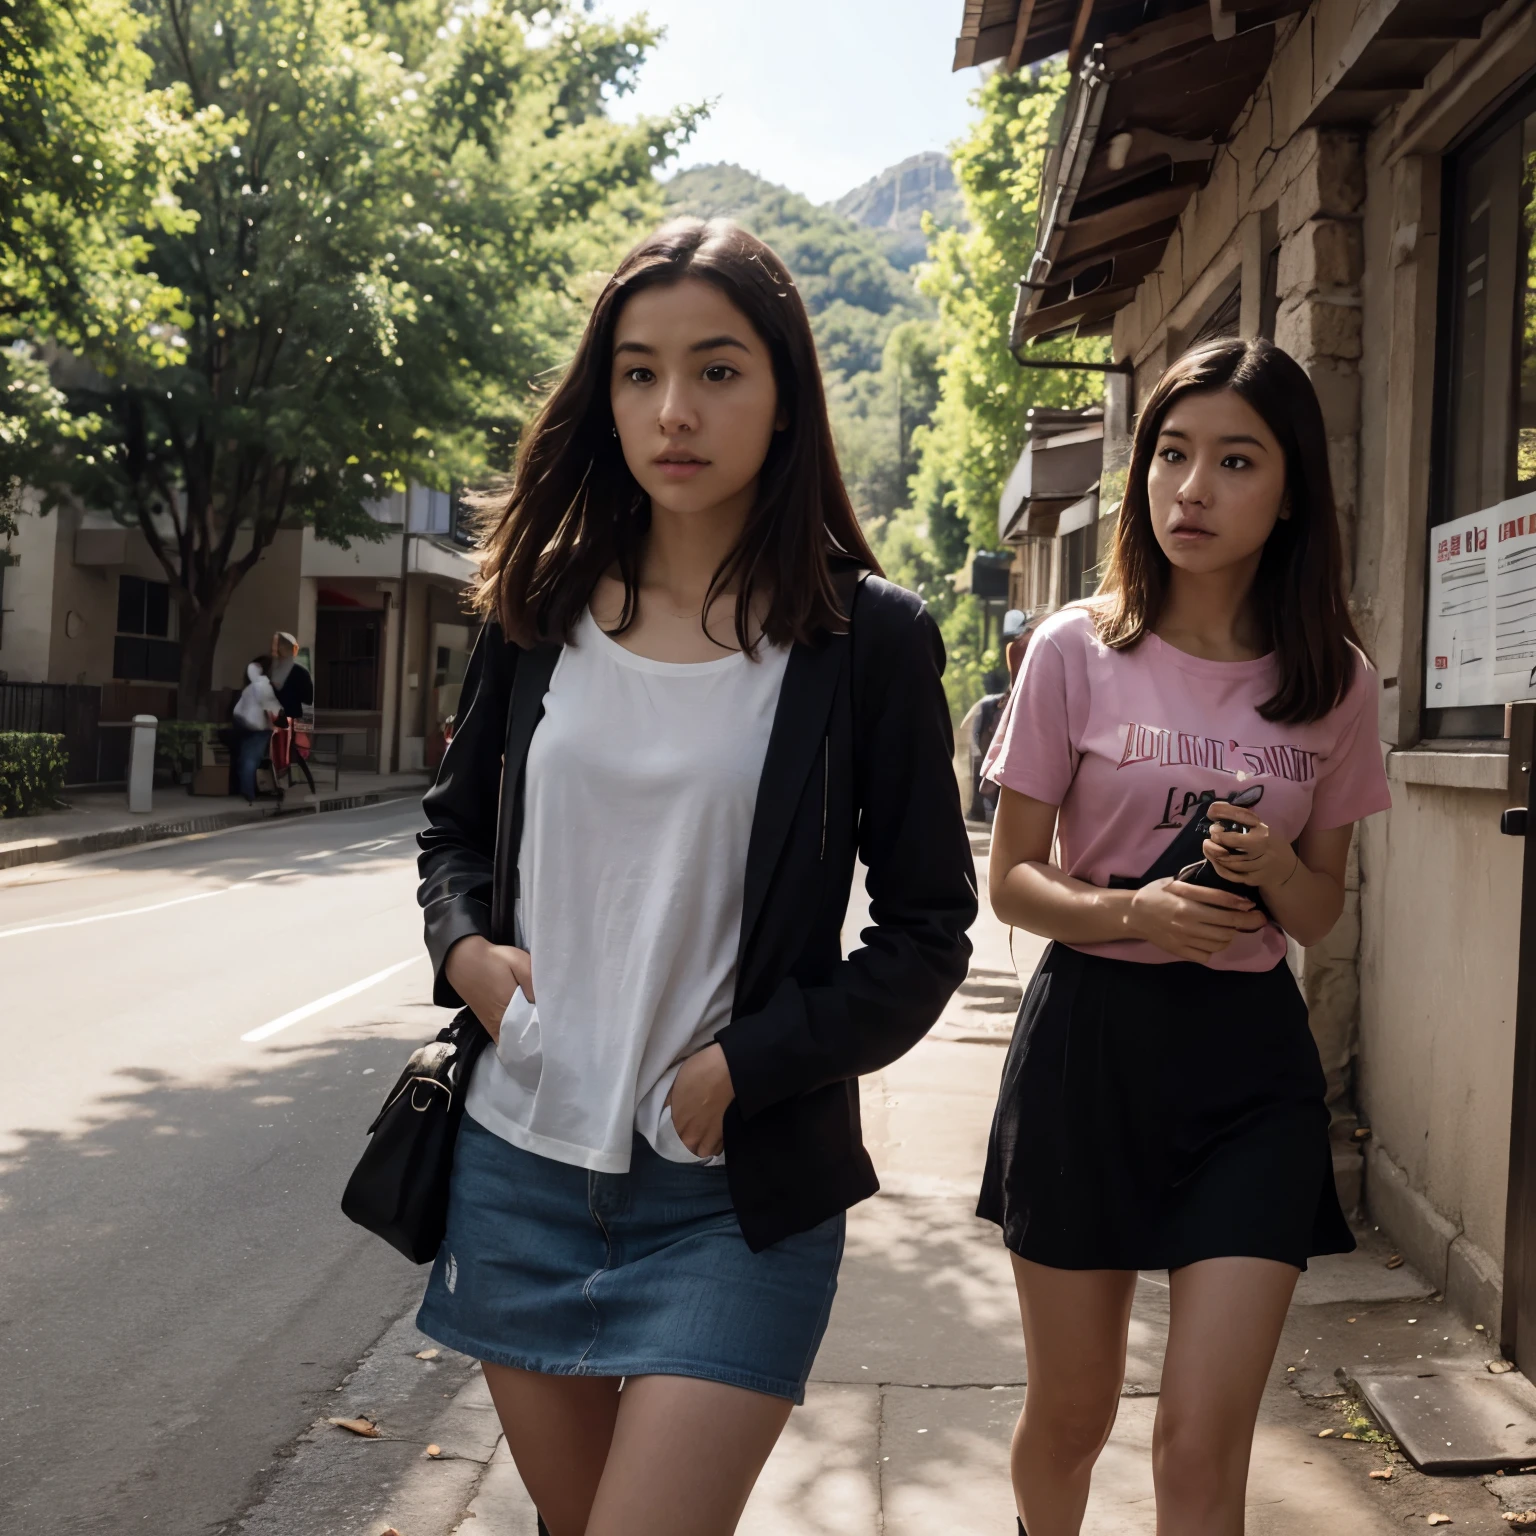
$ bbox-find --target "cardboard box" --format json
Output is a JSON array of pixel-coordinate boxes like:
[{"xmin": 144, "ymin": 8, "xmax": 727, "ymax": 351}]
[{"xmin": 191, "ymin": 763, "xmax": 231, "ymax": 797}]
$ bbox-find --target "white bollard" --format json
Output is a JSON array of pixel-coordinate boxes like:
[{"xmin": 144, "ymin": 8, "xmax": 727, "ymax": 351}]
[{"xmin": 128, "ymin": 714, "xmax": 157, "ymax": 813}]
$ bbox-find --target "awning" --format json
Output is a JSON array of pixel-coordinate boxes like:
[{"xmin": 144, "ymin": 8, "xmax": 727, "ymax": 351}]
[
  {"xmin": 998, "ymin": 408, "xmax": 1104, "ymax": 543},
  {"xmin": 956, "ymin": 0, "xmax": 1503, "ymax": 350}
]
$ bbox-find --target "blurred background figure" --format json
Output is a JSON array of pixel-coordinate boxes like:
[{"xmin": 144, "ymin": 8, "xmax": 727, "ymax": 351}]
[
  {"xmin": 1002, "ymin": 608, "xmax": 1033, "ymax": 685},
  {"xmin": 270, "ymin": 631, "xmax": 317, "ymax": 796},
  {"xmin": 962, "ymin": 667, "xmax": 1011, "ymax": 824},
  {"xmin": 231, "ymin": 656, "xmax": 281, "ymax": 805}
]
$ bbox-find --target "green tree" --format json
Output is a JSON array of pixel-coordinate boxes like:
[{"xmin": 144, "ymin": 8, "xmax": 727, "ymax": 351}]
[
  {"xmin": 5, "ymin": 0, "xmax": 695, "ymax": 714},
  {"xmin": 871, "ymin": 60, "xmax": 1105, "ymax": 715},
  {"xmin": 0, "ymin": 0, "xmax": 227, "ymax": 527}
]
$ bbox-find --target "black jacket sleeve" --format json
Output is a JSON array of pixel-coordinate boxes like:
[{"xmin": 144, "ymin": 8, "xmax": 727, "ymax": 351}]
[
  {"xmin": 276, "ymin": 664, "xmax": 314, "ymax": 720},
  {"xmin": 416, "ymin": 623, "xmax": 514, "ymax": 1008},
  {"xmin": 717, "ymin": 591, "xmax": 977, "ymax": 1116}
]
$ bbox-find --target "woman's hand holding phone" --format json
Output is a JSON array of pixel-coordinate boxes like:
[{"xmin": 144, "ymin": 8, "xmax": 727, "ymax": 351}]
[
  {"xmin": 1201, "ymin": 800, "xmax": 1301, "ymax": 892},
  {"xmin": 443, "ymin": 935, "xmax": 535, "ymax": 1043},
  {"xmin": 1127, "ymin": 877, "xmax": 1269, "ymax": 963}
]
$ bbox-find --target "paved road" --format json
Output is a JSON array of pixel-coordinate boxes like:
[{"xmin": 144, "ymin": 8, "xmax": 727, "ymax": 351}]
[{"xmin": 0, "ymin": 797, "xmax": 446, "ymax": 1535}]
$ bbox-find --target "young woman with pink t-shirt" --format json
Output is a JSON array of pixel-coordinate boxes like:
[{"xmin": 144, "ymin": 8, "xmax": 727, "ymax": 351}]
[{"xmin": 980, "ymin": 338, "xmax": 1391, "ymax": 1536}]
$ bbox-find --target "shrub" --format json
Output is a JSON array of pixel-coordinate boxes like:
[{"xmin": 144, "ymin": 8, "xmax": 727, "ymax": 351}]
[
  {"xmin": 0, "ymin": 732, "xmax": 68, "ymax": 817},
  {"xmin": 155, "ymin": 720, "xmax": 215, "ymax": 784}
]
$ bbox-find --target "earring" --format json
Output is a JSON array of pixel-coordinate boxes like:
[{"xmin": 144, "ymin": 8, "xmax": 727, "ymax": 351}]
[{"xmin": 611, "ymin": 426, "xmax": 618, "ymax": 439}]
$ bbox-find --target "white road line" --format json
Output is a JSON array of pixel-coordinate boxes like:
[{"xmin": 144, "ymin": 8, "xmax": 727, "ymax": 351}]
[
  {"xmin": 0, "ymin": 795, "xmax": 422, "ymax": 886},
  {"xmin": 0, "ymin": 883, "xmax": 253, "ymax": 940},
  {"xmin": 241, "ymin": 956, "xmax": 426, "ymax": 1043}
]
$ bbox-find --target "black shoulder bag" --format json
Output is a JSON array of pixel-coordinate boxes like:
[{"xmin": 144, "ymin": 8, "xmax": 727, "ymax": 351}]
[{"xmin": 340, "ymin": 639, "xmax": 560, "ymax": 1264}]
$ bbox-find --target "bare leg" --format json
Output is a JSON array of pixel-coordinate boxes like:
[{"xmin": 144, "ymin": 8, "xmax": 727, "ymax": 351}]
[
  {"xmin": 584, "ymin": 1374, "xmax": 793, "ymax": 1536},
  {"xmin": 1009, "ymin": 1255, "xmax": 1138, "ymax": 1536},
  {"xmin": 481, "ymin": 1362, "xmax": 621, "ymax": 1536},
  {"xmin": 1153, "ymin": 1257, "xmax": 1299, "ymax": 1536}
]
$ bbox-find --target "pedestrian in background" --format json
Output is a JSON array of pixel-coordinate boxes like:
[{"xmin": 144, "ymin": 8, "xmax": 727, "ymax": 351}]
[
  {"xmin": 1002, "ymin": 607, "xmax": 1032, "ymax": 684},
  {"xmin": 269, "ymin": 631, "xmax": 317, "ymax": 794},
  {"xmin": 980, "ymin": 338, "xmax": 1391, "ymax": 1535},
  {"xmin": 415, "ymin": 217, "xmax": 975, "ymax": 1536},
  {"xmin": 231, "ymin": 656, "xmax": 280, "ymax": 804},
  {"xmin": 962, "ymin": 667, "xmax": 1010, "ymax": 823}
]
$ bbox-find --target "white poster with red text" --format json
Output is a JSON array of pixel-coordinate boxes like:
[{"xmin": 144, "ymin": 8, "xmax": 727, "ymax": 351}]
[{"xmin": 1426, "ymin": 490, "xmax": 1536, "ymax": 708}]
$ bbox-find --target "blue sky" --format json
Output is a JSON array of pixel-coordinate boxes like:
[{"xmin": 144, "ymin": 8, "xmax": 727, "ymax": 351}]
[{"xmin": 595, "ymin": 0, "xmax": 985, "ymax": 205}]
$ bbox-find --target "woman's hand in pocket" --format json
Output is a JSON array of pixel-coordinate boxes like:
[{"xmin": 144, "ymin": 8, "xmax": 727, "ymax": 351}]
[
  {"xmin": 443, "ymin": 935, "xmax": 534, "ymax": 1043},
  {"xmin": 665, "ymin": 1044, "xmax": 735, "ymax": 1158}
]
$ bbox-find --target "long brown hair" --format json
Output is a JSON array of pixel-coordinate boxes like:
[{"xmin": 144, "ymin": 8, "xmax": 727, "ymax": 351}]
[
  {"xmin": 1095, "ymin": 337, "xmax": 1362, "ymax": 724},
  {"xmin": 472, "ymin": 217, "xmax": 879, "ymax": 650}
]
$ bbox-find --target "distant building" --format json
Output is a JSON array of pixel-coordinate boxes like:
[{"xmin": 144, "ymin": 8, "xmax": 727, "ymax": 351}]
[
  {"xmin": 0, "ymin": 486, "xmax": 477, "ymax": 778},
  {"xmin": 996, "ymin": 406, "xmax": 1105, "ymax": 619}
]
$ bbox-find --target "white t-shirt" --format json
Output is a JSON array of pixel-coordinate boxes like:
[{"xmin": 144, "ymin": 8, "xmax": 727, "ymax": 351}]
[
  {"xmin": 464, "ymin": 607, "xmax": 790, "ymax": 1171},
  {"xmin": 234, "ymin": 666, "xmax": 280, "ymax": 731}
]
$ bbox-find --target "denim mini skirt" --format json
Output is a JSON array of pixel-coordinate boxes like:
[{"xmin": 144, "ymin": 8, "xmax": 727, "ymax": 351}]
[{"xmin": 417, "ymin": 1115, "xmax": 845, "ymax": 1403}]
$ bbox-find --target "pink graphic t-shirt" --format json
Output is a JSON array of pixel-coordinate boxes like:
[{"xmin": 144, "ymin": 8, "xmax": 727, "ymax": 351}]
[{"xmin": 981, "ymin": 606, "xmax": 1392, "ymax": 970}]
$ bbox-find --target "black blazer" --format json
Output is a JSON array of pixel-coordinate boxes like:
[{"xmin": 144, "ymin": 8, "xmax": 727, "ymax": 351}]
[{"xmin": 416, "ymin": 568, "xmax": 977, "ymax": 1250}]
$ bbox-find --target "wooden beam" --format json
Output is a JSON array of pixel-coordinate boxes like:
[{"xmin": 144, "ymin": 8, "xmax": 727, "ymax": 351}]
[
  {"xmin": 1006, "ymin": 0, "xmax": 1039, "ymax": 71},
  {"xmin": 1066, "ymin": 0, "xmax": 1097, "ymax": 71}
]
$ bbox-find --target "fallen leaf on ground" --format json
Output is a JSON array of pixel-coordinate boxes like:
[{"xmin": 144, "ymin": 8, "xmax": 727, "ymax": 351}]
[
  {"xmin": 380, "ymin": 1528, "xmax": 403, "ymax": 1536},
  {"xmin": 1428, "ymin": 1515, "xmax": 1452, "ymax": 1526},
  {"xmin": 1504, "ymin": 1513, "xmax": 1536, "ymax": 1529},
  {"xmin": 1489, "ymin": 1359, "xmax": 1517, "ymax": 1374},
  {"xmin": 425, "ymin": 1444, "xmax": 441, "ymax": 1458},
  {"xmin": 1370, "ymin": 1468, "xmax": 1393, "ymax": 1480},
  {"xmin": 1343, "ymin": 1432, "xmax": 1361, "ymax": 1441},
  {"xmin": 1347, "ymin": 1317, "xmax": 1358, "ymax": 1324},
  {"xmin": 1318, "ymin": 1428, "xmax": 1336, "ymax": 1438},
  {"xmin": 328, "ymin": 1417, "xmax": 380, "ymax": 1438},
  {"xmin": 415, "ymin": 1348, "xmax": 440, "ymax": 1361},
  {"xmin": 1386, "ymin": 1254, "xmax": 1405, "ymax": 1270}
]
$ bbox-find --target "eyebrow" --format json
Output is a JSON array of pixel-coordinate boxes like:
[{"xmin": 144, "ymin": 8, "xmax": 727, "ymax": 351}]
[
  {"xmin": 613, "ymin": 334, "xmax": 752, "ymax": 358},
  {"xmin": 1158, "ymin": 427, "xmax": 1268, "ymax": 448}
]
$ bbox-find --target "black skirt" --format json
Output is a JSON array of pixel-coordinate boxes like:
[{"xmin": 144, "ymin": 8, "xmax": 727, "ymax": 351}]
[{"xmin": 976, "ymin": 942, "xmax": 1353, "ymax": 1272}]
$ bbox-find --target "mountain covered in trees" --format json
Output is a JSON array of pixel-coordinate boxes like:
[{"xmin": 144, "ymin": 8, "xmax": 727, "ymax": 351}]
[
  {"xmin": 662, "ymin": 162, "xmax": 944, "ymax": 529},
  {"xmin": 662, "ymin": 162, "xmax": 926, "ymax": 378}
]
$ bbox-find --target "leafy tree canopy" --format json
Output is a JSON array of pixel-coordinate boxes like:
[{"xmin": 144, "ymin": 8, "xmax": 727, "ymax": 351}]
[
  {"xmin": 871, "ymin": 61, "xmax": 1106, "ymax": 714},
  {"xmin": 2, "ymin": 0, "xmax": 697, "ymax": 712}
]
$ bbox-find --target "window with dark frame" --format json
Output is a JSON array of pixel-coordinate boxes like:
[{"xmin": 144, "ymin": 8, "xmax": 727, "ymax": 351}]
[
  {"xmin": 1060, "ymin": 523, "xmax": 1095, "ymax": 605},
  {"xmin": 113, "ymin": 574, "xmax": 180, "ymax": 683},
  {"xmin": 1426, "ymin": 80, "xmax": 1536, "ymax": 738}
]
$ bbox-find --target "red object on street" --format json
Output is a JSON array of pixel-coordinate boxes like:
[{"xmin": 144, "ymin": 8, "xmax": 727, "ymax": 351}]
[
  {"xmin": 292, "ymin": 721, "xmax": 312, "ymax": 760},
  {"xmin": 270, "ymin": 725, "xmax": 291, "ymax": 776}
]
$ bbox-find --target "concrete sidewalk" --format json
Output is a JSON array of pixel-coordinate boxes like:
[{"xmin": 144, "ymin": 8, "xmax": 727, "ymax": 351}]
[
  {"xmin": 0, "ymin": 769, "xmax": 432, "ymax": 870},
  {"xmin": 235, "ymin": 828, "xmax": 1520, "ymax": 1534}
]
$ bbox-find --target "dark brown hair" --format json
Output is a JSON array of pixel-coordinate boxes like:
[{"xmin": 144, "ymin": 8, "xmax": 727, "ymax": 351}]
[
  {"xmin": 471, "ymin": 217, "xmax": 879, "ymax": 650},
  {"xmin": 1094, "ymin": 337, "xmax": 1362, "ymax": 724}
]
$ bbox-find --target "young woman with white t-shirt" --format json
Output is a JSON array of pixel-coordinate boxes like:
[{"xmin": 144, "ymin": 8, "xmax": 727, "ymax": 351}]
[
  {"xmin": 980, "ymin": 339, "xmax": 1391, "ymax": 1535},
  {"xmin": 413, "ymin": 219, "xmax": 975, "ymax": 1536}
]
